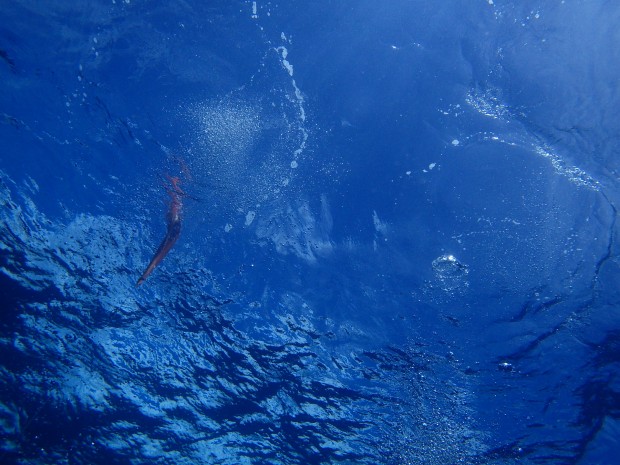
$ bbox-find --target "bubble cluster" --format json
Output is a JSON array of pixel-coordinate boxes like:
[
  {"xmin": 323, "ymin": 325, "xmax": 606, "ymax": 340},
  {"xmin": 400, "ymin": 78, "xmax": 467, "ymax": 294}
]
[
  {"xmin": 431, "ymin": 254, "xmax": 469, "ymax": 293},
  {"xmin": 184, "ymin": 46, "xmax": 309, "ymax": 219}
]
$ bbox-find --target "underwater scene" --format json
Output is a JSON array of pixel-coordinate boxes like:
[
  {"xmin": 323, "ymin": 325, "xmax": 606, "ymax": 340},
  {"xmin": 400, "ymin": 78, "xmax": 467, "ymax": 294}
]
[{"xmin": 1, "ymin": 1, "xmax": 619, "ymax": 464}]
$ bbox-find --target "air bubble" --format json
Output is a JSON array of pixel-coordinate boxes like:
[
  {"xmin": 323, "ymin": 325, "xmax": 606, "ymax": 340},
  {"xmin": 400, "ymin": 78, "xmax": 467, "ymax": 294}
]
[{"xmin": 432, "ymin": 254, "xmax": 469, "ymax": 292}]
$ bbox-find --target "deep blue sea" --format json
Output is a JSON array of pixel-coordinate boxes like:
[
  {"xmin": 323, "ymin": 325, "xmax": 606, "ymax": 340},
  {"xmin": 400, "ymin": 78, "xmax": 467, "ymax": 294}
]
[{"xmin": 1, "ymin": 1, "xmax": 619, "ymax": 464}]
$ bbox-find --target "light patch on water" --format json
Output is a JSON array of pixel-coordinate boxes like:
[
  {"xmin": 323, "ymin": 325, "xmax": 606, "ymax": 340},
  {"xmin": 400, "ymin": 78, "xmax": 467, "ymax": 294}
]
[
  {"xmin": 422, "ymin": 162, "xmax": 438, "ymax": 173},
  {"xmin": 245, "ymin": 210, "xmax": 256, "ymax": 226},
  {"xmin": 256, "ymin": 196, "xmax": 334, "ymax": 263},
  {"xmin": 276, "ymin": 44, "xmax": 308, "ymax": 160},
  {"xmin": 465, "ymin": 86, "xmax": 510, "ymax": 120},
  {"xmin": 534, "ymin": 145, "xmax": 599, "ymax": 190},
  {"xmin": 188, "ymin": 95, "xmax": 294, "ymax": 211},
  {"xmin": 372, "ymin": 210, "xmax": 388, "ymax": 236},
  {"xmin": 461, "ymin": 132, "xmax": 600, "ymax": 191},
  {"xmin": 196, "ymin": 99, "xmax": 261, "ymax": 166},
  {"xmin": 461, "ymin": 84, "xmax": 599, "ymax": 191},
  {"xmin": 186, "ymin": 36, "xmax": 309, "ymax": 216}
]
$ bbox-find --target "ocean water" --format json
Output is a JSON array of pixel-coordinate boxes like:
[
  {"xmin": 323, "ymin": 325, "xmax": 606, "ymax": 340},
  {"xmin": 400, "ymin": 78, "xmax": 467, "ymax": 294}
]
[{"xmin": 1, "ymin": 1, "xmax": 619, "ymax": 464}]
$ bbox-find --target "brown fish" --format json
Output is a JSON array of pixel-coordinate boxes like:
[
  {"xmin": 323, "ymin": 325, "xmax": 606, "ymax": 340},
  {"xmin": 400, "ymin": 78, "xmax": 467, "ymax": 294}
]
[{"xmin": 137, "ymin": 175, "xmax": 184, "ymax": 286}]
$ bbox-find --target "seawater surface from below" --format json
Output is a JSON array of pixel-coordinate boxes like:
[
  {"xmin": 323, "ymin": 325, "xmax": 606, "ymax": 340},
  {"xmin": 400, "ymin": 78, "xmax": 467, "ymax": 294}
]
[{"xmin": 1, "ymin": 1, "xmax": 619, "ymax": 464}]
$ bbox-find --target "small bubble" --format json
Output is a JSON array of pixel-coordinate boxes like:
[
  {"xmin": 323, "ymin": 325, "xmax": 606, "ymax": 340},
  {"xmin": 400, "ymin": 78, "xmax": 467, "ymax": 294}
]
[{"xmin": 498, "ymin": 361, "xmax": 514, "ymax": 372}]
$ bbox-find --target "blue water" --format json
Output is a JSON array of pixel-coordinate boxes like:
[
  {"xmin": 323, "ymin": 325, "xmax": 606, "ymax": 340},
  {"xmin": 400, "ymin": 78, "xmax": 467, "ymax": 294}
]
[{"xmin": 1, "ymin": 1, "xmax": 619, "ymax": 464}]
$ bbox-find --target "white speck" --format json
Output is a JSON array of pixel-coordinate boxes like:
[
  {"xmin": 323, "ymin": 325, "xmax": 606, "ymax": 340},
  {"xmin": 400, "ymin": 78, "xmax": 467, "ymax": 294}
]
[
  {"xmin": 428, "ymin": 162, "xmax": 436, "ymax": 170},
  {"xmin": 251, "ymin": 1, "xmax": 257, "ymax": 18},
  {"xmin": 451, "ymin": 139, "xmax": 460, "ymax": 146},
  {"xmin": 488, "ymin": 0, "xmax": 493, "ymax": 4},
  {"xmin": 224, "ymin": 223, "xmax": 233, "ymax": 232},
  {"xmin": 406, "ymin": 170, "xmax": 411, "ymax": 175},
  {"xmin": 93, "ymin": 37, "xmax": 98, "ymax": 44},
  {"xmin": 290, "ymin": 160, "xmax": 298, "ymax": 169},
  {"xmin": 245, "ymin": 211, "xmax": 256, "ymax": 226}
]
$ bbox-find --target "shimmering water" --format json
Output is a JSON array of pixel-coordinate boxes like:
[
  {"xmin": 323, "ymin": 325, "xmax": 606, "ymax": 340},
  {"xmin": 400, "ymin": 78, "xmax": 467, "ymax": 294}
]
[{"xmin": 1, "ymin": 1, "xmax": 619, "ymax": 464}]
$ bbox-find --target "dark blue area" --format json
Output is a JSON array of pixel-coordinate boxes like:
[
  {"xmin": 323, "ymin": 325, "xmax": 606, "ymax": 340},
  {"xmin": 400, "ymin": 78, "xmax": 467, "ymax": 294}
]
[{"xmin": 1, "ymin": 1, "xmax": 620, "ymax": 464}]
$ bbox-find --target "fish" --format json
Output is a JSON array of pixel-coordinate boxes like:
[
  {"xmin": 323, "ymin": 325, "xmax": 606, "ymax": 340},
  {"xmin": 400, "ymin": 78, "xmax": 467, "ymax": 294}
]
[{"xmin": 136, "ymin": 175, "xmax": 184, "ymax": 286}]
